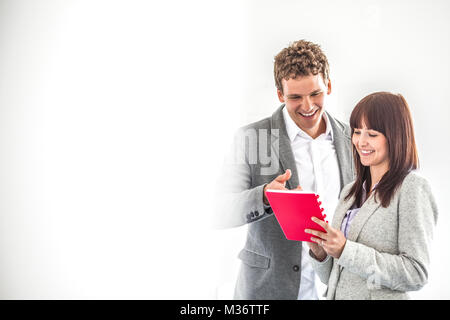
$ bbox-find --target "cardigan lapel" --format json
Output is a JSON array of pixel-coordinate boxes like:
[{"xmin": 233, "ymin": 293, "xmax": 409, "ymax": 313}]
[
  {"xmin": 331, "ymin": 192, "xmax": 355, "ymax": 230},
  {"xmin": 346, "ymin": 194, "xmax": 382, "ymax": 242},
  {"xmin": 270, "ymin": 105, "xmax": 299, "ymax": 189},
  {"xmin": 331, "ymin": 185, "xmax": 382, "ymax": 242}
]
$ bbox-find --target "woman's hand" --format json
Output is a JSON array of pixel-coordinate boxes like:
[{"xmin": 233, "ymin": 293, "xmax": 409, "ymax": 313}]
[{"xmin": 305, "ymin": 217, "xmax": 347, "ymax": 259}]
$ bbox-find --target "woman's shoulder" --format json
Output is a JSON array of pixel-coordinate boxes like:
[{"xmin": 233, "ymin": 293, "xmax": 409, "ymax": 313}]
[
  {"xmin": 397, "ymin": 171, "xmax": 436, "ymax": 205},
  {"xmin": 397, "ymin": 171, "xmax": 438, "ymax": 223},
  {"xmin": 342, "ymin": 180, "xmax": 356, "ymax": 192},
  {"xmin": 400, "ymin": 170, "xmax": 431, "ymax": 192},
  {"xmin": 339, "ymin": 181, "xmax": 356, "ymax": 199}
]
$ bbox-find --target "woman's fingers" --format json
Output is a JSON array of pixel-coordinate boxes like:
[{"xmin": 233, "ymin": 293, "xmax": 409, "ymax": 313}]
[
  {"xmin": 311, "ymin": 216, "xmax": 331, "ymax": 232},
  {"xmin": 309, "ymin": 236, "xmax": 326, "ymax": 246},
  {"xmin": 305, "ymin": 228, "xmax": 327, "ymax": 240}
]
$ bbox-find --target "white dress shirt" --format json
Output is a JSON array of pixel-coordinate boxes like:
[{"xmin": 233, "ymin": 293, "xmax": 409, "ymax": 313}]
[{"xmin": 282, "ymin": 107, "xmax": 341, "ymax": 300}]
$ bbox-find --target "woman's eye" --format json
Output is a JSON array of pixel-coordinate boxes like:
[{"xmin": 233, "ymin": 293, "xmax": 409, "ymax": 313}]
[
  {"xmin": 353, "ymin": 131, "xmax": 361, "ymax": 135},
  {"xmin": 369, "ymin": 134, "xmax": 378, "ymax": 137}
]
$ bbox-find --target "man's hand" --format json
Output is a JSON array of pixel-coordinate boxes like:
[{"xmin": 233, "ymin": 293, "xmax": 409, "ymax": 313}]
[
  {"xmin": 263, "ymin": 169, "xmax": 301, "ymax": 205},
  {"xmin": 306, "ymin": 241, "xmax": 328, "ymax": 262}
]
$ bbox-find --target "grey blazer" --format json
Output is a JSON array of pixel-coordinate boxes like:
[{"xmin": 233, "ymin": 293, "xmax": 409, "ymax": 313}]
[
  {"xmin": 215, "ymin": 105, "xmax": 354, "ymax": 299},
  {"xmin": 310, "ymin": 171, "xmax": 438, "ymax": 300}
]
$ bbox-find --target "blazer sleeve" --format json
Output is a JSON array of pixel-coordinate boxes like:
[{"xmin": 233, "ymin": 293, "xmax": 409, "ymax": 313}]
[
  {"xmin": 336, "ymin": 175, "xmax": 438, "ymax": 291},
  {"xmin": 213, "ymin": 128, "xmax": 275, "ymax": 228}
]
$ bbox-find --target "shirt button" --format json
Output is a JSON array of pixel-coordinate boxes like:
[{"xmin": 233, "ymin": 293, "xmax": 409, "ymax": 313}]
[
  {"xmin": 254, "ymin": 211, "xmax": 259, "ymax": 217},
  {"xmin": 293, "ymin": 265, "xmax": 300, "ymax": 272}
]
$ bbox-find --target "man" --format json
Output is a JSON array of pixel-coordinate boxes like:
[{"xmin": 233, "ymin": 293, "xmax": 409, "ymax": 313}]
[{"xmin": 216, "ymin": 40, "xmax": 354, "ymax": 299}]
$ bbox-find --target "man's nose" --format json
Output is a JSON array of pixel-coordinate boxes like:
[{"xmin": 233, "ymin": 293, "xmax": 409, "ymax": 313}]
[{"xmin": 304, "ymin": 96, "xmax": 313, "ymax": 110}]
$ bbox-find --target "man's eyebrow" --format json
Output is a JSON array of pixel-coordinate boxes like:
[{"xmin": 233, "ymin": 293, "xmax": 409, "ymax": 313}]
[{"xmin": 286, "ymin": 89, "xmax": 322, "ymax": 98}]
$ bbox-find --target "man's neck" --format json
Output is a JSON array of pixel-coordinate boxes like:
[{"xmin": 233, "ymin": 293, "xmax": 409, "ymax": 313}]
[{"xmin": 304, "ymin": 117, "xmax": 327, "ymax": 139}]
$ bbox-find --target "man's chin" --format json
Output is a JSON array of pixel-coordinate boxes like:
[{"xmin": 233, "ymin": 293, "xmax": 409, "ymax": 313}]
[
  {"xmin": 294, "ymin": 113, "xmax": 326, "ymax": 136},
  {"xmin": 296, "ymin": 112, "xmax": 322, "ymax": 125}
]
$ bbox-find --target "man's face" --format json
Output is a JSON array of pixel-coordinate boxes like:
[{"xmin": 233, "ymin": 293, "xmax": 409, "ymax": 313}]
[{"xmin": 277, "ymin": 74, "xmax": 331, "ymax": 138}]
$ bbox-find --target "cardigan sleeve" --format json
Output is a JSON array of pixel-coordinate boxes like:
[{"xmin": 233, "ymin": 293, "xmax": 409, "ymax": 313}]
[
  {"xmin": 309, "ymin": 251, "xmax": 333, "ymax": 285},
  {"xmin": 336, "ymin": 175, "xmax": 438, "ymax": 291}
]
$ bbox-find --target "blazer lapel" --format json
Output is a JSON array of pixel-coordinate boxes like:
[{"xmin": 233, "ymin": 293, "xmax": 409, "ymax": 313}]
[
  {"xmin": 270, "ymin": 105, "xmax": 299, "ymax": 189},
  {"xmin": 327, "ymin": 112, "xmax": 354, "ymax": 189}
]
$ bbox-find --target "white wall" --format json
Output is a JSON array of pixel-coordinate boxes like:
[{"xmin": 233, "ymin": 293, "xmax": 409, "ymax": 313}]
[
  {"xmin": 0, "ymin": 0, "xmax": 246, "ymax": 299},
  {"xmin": 0, "ymin": 0, "xmax": 449, "ymax": 299}
]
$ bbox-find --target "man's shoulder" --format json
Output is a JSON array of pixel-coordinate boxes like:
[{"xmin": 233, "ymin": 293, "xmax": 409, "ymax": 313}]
[
  {"xmin": 239, "ymin": 116, "xmax": 272, "ymax": 132},
  {"xmin": 235, "ymin": 110, "xmax": 278, "ymax": 139},
  {"xmin": 231, "ymin": 116, "xmax": 274, "ymax": 146},
  {"xmin": 237, "ymin": 105, "xmax": 284, "ymax": 133},
  {"xmin": 327, "ymin": 112, "xmax": 351, "ymax": 138}
]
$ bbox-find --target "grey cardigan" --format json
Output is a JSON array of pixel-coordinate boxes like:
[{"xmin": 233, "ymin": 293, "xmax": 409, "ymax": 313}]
[{"xmin": 310, "ymin": 171, "xmax": 438, "ymax": 300}]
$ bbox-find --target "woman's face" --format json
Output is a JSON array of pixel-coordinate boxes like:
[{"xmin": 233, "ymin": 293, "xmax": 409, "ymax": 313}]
[{"xmin": 352, "ymin": 121, "xmax": 389, "ymax": 172}]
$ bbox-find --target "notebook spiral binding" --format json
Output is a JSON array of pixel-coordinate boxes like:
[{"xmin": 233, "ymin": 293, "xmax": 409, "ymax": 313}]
[{"xmin": 315, "ymin": 194, "xmax": 328, "ymax": 224}]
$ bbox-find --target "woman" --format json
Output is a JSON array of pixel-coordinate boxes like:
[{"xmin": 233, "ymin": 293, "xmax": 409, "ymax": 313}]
[{"xmin": 305, "ymin": 91, "xmax": 438, "ymax": 299}]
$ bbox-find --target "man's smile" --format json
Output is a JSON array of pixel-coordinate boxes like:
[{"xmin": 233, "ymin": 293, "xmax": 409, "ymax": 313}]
[{"xmin": 298, "ymin": 107, "xmax": 319, "ymax": 118}]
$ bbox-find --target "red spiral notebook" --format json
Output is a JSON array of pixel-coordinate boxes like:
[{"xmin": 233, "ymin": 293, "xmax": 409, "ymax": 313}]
[{"xmin": 265, "ymin": 189, "xmax": 328, "ymax": 242}]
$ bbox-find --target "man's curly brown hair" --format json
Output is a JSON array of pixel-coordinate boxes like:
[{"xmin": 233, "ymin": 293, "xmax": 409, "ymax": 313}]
[{"xmin": 274, "ymin": 40, "xmax": 330, "ymax": 93}]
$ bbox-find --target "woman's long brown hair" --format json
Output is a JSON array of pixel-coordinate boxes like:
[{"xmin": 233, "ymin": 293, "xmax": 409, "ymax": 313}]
[{"xmin": 345, "ymin": 92, "xmax": 419, "ymax": 208}]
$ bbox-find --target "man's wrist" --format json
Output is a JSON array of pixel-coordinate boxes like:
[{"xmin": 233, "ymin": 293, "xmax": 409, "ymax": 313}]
[
  {"xmin": 263, "ymin": 184, "xmax": 269, "ymax": 205},
  {"xmin": 309, "ymin": 249, "xmax": 327, "ymax": 262}
]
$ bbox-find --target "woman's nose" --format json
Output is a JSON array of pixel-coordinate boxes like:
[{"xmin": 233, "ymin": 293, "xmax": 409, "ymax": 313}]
[{"xmin": 358, "ymin": 133, "xmax": 369, "ymax": 147}]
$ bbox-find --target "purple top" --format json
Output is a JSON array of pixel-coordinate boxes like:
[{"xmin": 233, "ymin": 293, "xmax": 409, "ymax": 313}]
[{"xmin": 340, "ymin": 182, "xmax": 378, "ymax": 238}]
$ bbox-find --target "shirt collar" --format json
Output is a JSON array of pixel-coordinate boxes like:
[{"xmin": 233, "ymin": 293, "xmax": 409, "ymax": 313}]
[
  {"xmin": 362, "ymin": 181, "xmax": 379, "ymax": 192},
  {"xmin": 282, "ymin": 106, "xmax": 333, "ymax": 142}
]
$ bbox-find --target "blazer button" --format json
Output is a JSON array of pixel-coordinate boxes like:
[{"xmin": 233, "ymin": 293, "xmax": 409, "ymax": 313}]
[{"xmin": 293, "ymin": 265, "xmax": 300, "ymax": 272}]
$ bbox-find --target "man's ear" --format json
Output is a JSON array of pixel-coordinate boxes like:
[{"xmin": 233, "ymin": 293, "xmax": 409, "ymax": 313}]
[
  {"xmin": 277, "ymin": 89, "xmax": 285, "ymax": 103},
  {"xmin": 326, "ymin": 78, "xmax": 332, "ymax": 95}
]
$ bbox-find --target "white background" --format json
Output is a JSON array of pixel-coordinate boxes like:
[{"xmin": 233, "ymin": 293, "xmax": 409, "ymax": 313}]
[{"xmin": 0, "ymin": 0, "xmax": 449, "ymax": 299}]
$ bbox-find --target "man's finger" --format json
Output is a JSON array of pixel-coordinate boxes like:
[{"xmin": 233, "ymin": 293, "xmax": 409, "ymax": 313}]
[{"xmin": 275, "ymin": 169, "xmax": 291, "ymax": 182}]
